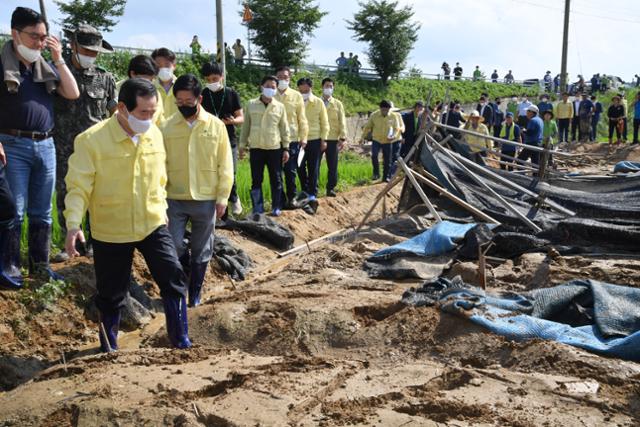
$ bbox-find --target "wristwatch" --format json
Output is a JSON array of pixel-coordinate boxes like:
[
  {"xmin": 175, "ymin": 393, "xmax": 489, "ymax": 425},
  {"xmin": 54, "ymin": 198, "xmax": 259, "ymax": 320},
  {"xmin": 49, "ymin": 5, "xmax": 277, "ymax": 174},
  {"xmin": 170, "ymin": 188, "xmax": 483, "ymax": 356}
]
[{"xmin": 53, "ymin": 59, "xmax": 66, "ymax": 66}]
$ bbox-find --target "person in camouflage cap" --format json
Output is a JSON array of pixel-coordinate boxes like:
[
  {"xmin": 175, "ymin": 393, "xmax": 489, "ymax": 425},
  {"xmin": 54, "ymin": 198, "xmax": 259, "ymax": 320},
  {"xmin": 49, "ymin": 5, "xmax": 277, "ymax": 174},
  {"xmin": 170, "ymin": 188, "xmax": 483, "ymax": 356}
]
[{"xmin": 53, "ymin": 24, "xmax": 116, "ymax": 261}]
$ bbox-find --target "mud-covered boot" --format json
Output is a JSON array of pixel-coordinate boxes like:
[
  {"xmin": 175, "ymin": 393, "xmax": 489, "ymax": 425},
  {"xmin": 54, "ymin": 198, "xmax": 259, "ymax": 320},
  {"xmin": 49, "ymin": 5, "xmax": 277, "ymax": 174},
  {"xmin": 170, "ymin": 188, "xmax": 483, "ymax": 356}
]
[
  {"xmin": 98, "ymin": 311, "xmax": 121, "ymax": 352},
  {"xmin": 188, "ymin": 262, "xmax": 208, "ymax": 307},
  {"xmin": 28, "ymin": 222, "xmax": 63, "ymax": 281},
  {"xmin": 163, "ymin": 295, "xmax": 192, "ymax": 349},
  {"xmin": 0, "ymin": 227, "xmax": 22, "ymax": 289}
]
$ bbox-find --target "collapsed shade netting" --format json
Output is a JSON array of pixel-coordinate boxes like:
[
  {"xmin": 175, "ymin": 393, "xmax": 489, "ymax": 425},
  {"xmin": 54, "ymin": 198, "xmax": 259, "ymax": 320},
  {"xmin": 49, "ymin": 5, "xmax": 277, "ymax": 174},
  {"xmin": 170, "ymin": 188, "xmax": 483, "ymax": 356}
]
[
  {"xmin": 402, "ymin": 278, "xmax": 640, "ymax": 361},
  {"xmin": 400, "ymin": 143, "xmax": 640, "ymax": 249},
  {"xmin": 218, "ymin": 213, "xmax": 294, "ymax": 250}
]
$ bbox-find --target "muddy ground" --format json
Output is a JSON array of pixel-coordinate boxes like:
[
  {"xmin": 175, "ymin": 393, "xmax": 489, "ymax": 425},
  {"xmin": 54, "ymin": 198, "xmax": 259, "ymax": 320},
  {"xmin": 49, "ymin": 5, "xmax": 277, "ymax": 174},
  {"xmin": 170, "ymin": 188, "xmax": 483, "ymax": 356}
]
[{"xmin": 1, "ymin": 143, "xmax": 639, "ymax": 426}]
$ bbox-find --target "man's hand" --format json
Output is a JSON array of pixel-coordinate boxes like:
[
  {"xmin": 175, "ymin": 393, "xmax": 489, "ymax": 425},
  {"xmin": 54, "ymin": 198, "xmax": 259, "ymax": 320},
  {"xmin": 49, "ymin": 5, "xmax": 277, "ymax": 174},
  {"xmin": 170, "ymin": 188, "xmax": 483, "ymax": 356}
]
[
  {"xmin": 215, "ymin": 203, "xmax": 226, "ymax": 218},
  {"xmin": 239, "ymin": 148, "xmax": 246, "ymax": 160},
  {"xmin": 282, "ymin": 150, "xmax": 290, "ymax": 164},
  {"xmin": 222, "ymin": 117, "xmax": 235, "ymax": 125},
  {"xmin": 320, "ymin": 140, "xmax": 327, "ymax": 152},
  {"xmin": 338, "ymin": 138, "xmax": 346, "ymax": 151},
  {"xmin": 299, "ymin": 140, "xmax": 307, "ymax": 149},
  {"xmin": 45, "ymin": 35, "xmax": 63, "ymax": 62},
  {"xmin": 65, "ymin": 228, "xmax": 86, "ymax": 258},
  {"xmin": 0, "ymin": 142, "xmax": 6, "ymax": 165}
]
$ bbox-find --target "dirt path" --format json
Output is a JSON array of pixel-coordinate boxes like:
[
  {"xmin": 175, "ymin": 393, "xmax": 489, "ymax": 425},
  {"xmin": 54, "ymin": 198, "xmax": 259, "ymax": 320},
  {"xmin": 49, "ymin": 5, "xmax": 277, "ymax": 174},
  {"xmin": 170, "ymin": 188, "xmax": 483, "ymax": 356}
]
[{"xmin": 1, "ymin": 147, "xmax": 640, "ymax": 426}]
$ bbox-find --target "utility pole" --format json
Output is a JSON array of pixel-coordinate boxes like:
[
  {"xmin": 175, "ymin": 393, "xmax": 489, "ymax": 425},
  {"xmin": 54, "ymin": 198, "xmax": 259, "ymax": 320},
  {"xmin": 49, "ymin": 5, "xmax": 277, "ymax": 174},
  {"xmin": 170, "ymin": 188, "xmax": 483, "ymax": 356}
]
[
  {"xmin": 560, "ymin": 0, "xmax": 570, "ymax": 93},
  {"xmin": 216, "ymin": 0, "xmax": 225, "ymax": 75}
]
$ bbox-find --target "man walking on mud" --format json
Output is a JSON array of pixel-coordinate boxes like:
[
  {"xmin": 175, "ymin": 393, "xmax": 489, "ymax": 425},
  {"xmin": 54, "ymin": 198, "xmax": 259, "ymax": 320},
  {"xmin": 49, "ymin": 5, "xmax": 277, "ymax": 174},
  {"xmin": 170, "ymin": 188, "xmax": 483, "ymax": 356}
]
[
  {"xmin": 161, "ymin": 74, "xmax": 234, "ymax": 307},
  {"xmin": 64, "ymin": 79, "xmax": 192, "ymax": 352}
]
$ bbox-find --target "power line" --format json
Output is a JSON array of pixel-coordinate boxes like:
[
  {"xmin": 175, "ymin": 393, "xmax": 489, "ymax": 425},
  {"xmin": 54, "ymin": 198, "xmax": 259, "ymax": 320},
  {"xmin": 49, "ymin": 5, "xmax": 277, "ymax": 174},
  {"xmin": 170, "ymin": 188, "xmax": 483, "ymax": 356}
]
[{"xmin": 511, "ymin": 0, "xmax": 640, "ymax": 24}]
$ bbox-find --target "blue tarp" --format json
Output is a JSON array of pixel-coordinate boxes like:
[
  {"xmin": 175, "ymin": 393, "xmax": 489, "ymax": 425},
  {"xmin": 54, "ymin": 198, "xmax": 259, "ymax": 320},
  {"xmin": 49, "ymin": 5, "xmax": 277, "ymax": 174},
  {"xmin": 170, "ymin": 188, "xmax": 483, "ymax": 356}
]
[
  {"xmin": 613, "ymin": 161, "xmax": 640, "ymax": 174},
  {"xmin": 368, "ymin": 221, "xmax": 480, "ymax": 261},
  {"xmin": 403, "ymin": 278, "xmax": 640, "ymax": 361}
]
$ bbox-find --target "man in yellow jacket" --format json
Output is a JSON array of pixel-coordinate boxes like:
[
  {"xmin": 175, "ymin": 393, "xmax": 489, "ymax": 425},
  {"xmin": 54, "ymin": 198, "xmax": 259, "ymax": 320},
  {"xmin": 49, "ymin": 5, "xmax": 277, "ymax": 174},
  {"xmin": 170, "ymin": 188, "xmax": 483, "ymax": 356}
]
[
  {"xmin": 64, "ymin": 79, "xmax": 191, "ymax": 352},
  {"xmin": 161, "ymin": 74, "xmax": 233, "ymax": 307},
  {"xmin": 151, "ymin": 47, "xmax": 178, "ymax": 122},
  {"xmin": 239, "ymin": 76, "xmax": 290, "ymax": 216},
  {"xmin": 115, "ymin": 55, "xmax": 165, "ymax": 125},
  {"xmin": 296, "ymin": 77, "xmax": 329, "ymax": 200},
  {"xmin": 361, "ymin": 100, "xmax": 404, "ymax": 182},
  {"xmin": 462, "ymin": 110, "xmax": 492, "ymax": 164},
  {"xmin": 275, "ymin": 66, "xmax": 309, "ymax": 208},
  {"xmin": 320, "ymin": 77, "xmax": 347, "ymax": 197}
]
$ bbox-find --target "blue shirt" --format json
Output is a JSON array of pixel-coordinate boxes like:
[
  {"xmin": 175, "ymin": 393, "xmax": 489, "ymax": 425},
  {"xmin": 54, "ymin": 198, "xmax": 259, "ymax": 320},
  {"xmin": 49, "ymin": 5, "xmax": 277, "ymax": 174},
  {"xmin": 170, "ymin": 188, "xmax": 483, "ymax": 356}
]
[
  {"xmin": 0, "ymin": 61, "xmax": 57, "ymax": 132},
  {"xmin": 501, "ymin": 123, "xmax": 520, "ymax": 152},
  {"xmin": 524, "ymin": 116, "xmax": 543, "ymax": 145},
  {"xmin": 537, "ymin": 101, "xmax": 553, "ymax": 114},
  {"xmin": 635, "ymin": 102, "xmax": 640, "ymax": 120}
]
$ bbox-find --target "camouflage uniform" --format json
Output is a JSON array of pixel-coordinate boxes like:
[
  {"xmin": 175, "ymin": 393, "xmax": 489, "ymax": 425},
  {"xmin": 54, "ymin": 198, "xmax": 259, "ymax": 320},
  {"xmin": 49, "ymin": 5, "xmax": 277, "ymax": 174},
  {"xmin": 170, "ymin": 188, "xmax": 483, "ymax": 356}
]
[{"xmin": 53, "ymin": 25, "xmax": 116, "ymax": 236}]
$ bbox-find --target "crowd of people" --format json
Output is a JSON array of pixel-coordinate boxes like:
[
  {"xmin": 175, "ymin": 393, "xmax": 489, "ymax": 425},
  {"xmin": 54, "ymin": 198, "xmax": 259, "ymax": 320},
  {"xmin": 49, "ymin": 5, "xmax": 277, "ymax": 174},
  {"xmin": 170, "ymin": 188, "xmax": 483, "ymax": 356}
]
[{"xmin": 0, "ymin": 7, "xmax": 348, "ymax": 352}]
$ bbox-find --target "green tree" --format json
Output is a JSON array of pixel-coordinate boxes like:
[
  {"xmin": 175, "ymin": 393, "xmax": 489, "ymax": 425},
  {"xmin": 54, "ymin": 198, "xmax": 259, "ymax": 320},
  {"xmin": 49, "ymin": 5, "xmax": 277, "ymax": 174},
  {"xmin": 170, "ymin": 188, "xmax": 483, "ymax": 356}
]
[
  {"xmin": 347, "ymin": 0, "xmax": 420, "ymax": 84},
  {"xmin": 54, "ymin": 0, "xmax": 127, "ymax": 32},
  {"xmin": 243, "ymin": 0, "xmax": 327, "ymax": 67}
]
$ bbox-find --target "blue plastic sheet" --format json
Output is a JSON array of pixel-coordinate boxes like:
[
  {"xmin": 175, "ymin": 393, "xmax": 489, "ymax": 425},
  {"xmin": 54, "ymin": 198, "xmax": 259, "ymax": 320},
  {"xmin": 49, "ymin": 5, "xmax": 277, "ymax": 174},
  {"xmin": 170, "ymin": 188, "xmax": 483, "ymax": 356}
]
[
  {"xmin": 613, "ymin": 161, "xmax": 640, "ymax": 174},
  {"xmin": 436, "ymin": 281, "xmax": 640, "ymax": 361},
  {"xmin": 368, "ymin": 221, "xmax": 481, "ymax": 261}
]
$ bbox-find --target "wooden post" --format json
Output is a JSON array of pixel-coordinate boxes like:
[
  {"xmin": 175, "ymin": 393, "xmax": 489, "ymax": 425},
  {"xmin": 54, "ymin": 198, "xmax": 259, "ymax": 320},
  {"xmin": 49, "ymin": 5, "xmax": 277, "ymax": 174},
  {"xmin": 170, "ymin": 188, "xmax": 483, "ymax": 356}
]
[
  {"xmin": 397, "ymin": 158, "xmax": 442, "ymax": 222},
  {"xmin": 411, "ymin": 168, "xmax": 500, "ymax": 225},
  {"xmin": 355, "ymin": 174, "xmax": 404, "ymax": 232}
]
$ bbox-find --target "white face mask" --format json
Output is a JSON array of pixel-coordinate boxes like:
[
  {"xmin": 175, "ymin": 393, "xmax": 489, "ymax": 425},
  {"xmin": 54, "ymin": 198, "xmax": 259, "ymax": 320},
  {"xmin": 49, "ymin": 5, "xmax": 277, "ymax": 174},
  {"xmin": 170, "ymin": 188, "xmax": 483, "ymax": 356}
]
[
  {"xmin": 262, "ymin": 87, "xmax": 277, "ymax": 99},
  {"xmin": 301, "ymin": 92, "xmax": 310, "ymax": 101},
  {"xmin": 77, "ymin": 53, "xmax": 96, "ymax": 69},
  {"xmin": 277, "ymin": 79, "xmax": 289, "ymax": 90},
  {"xmin": 16, "ymin": 34, "xmax": 41, "ymax": 63},
  {"xmin": 127, "ymin": 111, "xmax": 153, "ymax": 135},
  {"xmin": 157, "ymin": 67, "xmax": 173, "ymax": 82},
  {"xmin": 206, "ymin": 81, "xmax": 223, "ymax": 92},
  {"xmin": 323, "ymin": 88, "xmax": 333, "ymax": 97}
]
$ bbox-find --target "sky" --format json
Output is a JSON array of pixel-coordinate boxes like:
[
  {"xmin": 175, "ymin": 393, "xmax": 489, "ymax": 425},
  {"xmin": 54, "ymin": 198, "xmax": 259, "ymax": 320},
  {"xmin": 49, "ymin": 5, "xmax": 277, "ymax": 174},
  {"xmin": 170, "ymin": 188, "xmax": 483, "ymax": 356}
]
[{"xmin": 1, "ymin": 0, "xmax": 639, "ymax": 82}]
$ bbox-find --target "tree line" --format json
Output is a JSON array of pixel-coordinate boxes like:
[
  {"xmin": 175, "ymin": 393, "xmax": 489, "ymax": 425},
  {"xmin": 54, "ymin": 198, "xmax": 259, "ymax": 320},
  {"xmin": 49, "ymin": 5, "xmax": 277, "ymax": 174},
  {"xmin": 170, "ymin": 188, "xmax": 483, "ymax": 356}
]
[{"xmin": 54, "ymin": 0, "xmax": 419, "ymax": 85}]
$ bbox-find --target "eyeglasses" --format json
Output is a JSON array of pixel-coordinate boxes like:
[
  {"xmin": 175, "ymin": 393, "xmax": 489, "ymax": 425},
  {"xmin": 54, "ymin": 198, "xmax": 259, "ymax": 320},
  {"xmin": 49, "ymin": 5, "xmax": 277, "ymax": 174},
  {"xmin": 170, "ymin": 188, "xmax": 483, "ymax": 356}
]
[{"xmin": 18, "ymin": 30, "xmax": 47, "ymax": 43}]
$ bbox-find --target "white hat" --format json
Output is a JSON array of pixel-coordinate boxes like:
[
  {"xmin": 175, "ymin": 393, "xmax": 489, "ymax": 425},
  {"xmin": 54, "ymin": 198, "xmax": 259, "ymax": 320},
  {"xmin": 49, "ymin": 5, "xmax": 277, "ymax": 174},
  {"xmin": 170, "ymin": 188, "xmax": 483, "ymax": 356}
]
[{"xmin": 527, "ymin": 105, "xmax": 539, "ymax": 114}]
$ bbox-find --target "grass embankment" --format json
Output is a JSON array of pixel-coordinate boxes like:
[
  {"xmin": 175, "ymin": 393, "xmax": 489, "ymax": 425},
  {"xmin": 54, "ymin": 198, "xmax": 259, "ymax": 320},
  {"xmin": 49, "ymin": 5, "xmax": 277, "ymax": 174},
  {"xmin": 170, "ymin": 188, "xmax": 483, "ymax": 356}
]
[{"xmin": 96, "ymin": 51, "xmax": 541, "ymax": 114}]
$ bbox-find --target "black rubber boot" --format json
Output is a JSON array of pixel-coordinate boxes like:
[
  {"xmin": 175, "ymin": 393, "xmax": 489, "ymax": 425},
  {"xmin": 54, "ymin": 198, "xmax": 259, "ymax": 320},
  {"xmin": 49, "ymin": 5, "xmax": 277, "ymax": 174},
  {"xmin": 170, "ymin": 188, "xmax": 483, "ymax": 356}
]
[
  {"xmin": 0, "ymin": 227, "xmax": 22, "ymax": 289},
  {"xmin": 98, "ymin": 311, "xmax": 121, "ymax": 352},
  {"xmin": 28, "ymin": 222, "xmax": 63, "ymax": 281},
  {"xmin": 163, "ymin": 295, "xmax": 192, "ymax": 349}
]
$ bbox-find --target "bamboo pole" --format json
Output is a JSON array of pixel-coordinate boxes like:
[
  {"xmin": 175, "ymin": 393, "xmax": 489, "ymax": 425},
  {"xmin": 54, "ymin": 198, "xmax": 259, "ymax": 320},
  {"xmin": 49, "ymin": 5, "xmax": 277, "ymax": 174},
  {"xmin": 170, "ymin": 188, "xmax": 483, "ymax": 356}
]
[
  {"xmin": 355, "ymin": 174, "xmax": 404, "ymax": 232},
  {"xmin": 426, "ymin": 135, "xmax": 542, "ymax": 233},
  {"xmin": 411, "ymin": 168, "xmax": 500, "ymax": 225},
  {"xmin": 438, "ymin": 145, "xmax": 576, "ymax": 217},
  {"xmin": 398, "ymin": 158, "xmax": 442, "ymax": 222}
]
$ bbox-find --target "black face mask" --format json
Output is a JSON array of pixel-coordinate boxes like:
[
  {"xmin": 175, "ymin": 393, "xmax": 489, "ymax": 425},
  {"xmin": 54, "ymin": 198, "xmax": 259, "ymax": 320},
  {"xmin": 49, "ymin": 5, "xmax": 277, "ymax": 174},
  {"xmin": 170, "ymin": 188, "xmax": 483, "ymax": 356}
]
[{"xmin": 178, "ymin": 104, "xmax": 198, "ymax": 118}]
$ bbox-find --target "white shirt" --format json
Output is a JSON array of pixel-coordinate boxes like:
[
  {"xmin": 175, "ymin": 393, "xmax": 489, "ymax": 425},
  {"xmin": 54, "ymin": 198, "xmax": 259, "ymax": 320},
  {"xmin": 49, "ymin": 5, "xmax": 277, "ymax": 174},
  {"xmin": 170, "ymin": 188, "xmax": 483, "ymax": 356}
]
[
  {"xmin": 574, "ymin": 100, "xmax": 581, "ymax": 117},
  {"xmin": 517, "ymin": 100, "xmax": 532, "ymax": 116}
]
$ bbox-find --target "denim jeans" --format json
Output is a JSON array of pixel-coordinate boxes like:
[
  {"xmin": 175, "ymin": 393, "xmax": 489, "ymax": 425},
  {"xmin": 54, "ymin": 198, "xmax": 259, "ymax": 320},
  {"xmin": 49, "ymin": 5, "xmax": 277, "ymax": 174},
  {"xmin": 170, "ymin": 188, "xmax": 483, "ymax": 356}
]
[{"xmin": 1, "ymin": 134, "xmax": 55, "ymax": 225}]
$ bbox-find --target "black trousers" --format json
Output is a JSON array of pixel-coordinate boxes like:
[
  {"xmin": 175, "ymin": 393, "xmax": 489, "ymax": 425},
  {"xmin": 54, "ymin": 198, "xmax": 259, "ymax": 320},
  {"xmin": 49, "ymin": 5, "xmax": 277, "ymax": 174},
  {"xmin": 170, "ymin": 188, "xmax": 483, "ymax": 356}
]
[
  {"xmin": 558, "ymin": 118, "xmax": 570, "ymax": 142},
  {"xmin": 517, "ymin": 116, "xmax": 527, "ymax": 129},
  {"xmin": 633, "ymin": 119, "xmax": 640, "ymax": 143},
  {"xmin": 0, "ymin": 164, "xmax": 16, "ymax": 229},
  {"xmin": 500, "ymin": 149, "xmax": 517, "ymax": 171},
  {"xmin": 92, "ymin": 226, "xmax": 186, "ymax": 315},
  {"xmin": 517, "ymin": 142, "xmax": 541, "ymax": 169},
  {"xmin": 249, "ymin": 148, "xmax": 282, "ymax": 213},
  {"xmin": 493, "ymin": 125, "xmax": 502, "ymax": 139},
  {"xmin": 571, "ymin": 116, "xmax": 580, "ymax": 141},
  {"xmin": 282, "ymin": 141, "xmax": 299, "ymax": 203},
  {"xmin": 297, "ymin": 139, "xmax": 321, "ymax": 197},
  {"xmin": 609, "ymin": 120, "xmax": 623, "ymax": 141},
  {"xmin": 323, "ymin": 140, "xmax": 339, "ymax": 192}
]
